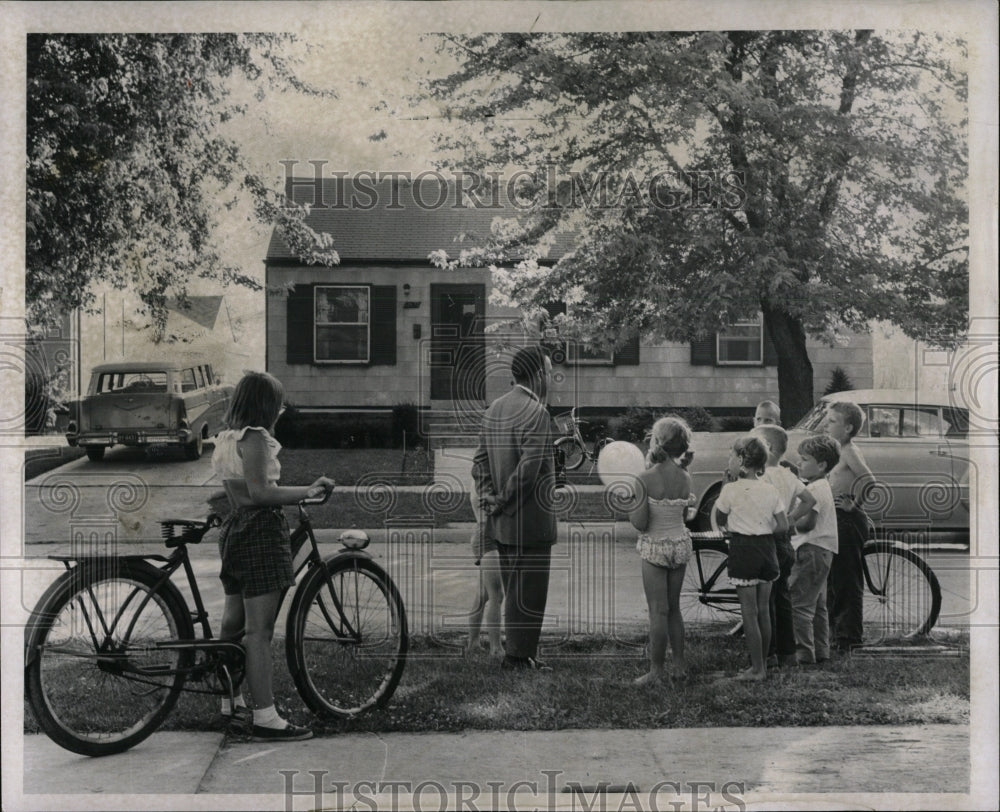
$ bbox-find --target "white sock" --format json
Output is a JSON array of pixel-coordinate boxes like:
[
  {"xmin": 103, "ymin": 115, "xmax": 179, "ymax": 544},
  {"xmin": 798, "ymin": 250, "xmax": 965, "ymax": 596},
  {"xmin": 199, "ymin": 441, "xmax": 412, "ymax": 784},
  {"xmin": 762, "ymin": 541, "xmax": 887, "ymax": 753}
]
[
  {"xmin": 252, "ymin": 704, "xmax": 287, "ymax": 729},
  {"xmin": 221, "ymin": 695, "xmax": 247, "ymax": 714}
]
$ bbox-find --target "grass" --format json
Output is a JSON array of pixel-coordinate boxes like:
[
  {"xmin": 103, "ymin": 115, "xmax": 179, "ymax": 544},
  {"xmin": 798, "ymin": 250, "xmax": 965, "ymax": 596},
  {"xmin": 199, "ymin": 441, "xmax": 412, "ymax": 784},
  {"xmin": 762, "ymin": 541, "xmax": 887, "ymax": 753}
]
[{"xmin": 26, "ymin": 630, "xmax": 968, "ymax": 738}]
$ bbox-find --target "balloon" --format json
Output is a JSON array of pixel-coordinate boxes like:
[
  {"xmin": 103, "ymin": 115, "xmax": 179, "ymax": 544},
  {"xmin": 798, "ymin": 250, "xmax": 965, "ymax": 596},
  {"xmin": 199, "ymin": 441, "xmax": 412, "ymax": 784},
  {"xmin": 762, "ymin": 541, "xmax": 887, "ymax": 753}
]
[{"xmin": 596, "ymin": 441, "xmax": 646, "ymax": 486}]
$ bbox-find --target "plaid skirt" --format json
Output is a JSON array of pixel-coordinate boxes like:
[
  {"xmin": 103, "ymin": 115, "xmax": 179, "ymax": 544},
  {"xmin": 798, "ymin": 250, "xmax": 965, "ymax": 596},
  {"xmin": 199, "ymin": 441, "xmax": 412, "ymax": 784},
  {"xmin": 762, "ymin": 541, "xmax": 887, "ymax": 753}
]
[{"xmin": 218, "ymin": 506, "xmax": 295, "ymax": 598}]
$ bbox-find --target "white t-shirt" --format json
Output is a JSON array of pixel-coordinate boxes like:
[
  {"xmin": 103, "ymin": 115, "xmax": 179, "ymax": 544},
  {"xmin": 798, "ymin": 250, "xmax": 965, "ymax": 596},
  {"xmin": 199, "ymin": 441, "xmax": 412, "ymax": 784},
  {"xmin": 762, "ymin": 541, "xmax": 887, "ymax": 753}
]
[
  {"xmin": 716, "ymin": 477, "xmax": 784, "ymax": 536},
  {"xmin": 791, "ymin": 478, "xmax": 838, "ymax": 554},
  {"xmin": 761, "ymin": 466, "xmax": 807, "ymax": 514}
]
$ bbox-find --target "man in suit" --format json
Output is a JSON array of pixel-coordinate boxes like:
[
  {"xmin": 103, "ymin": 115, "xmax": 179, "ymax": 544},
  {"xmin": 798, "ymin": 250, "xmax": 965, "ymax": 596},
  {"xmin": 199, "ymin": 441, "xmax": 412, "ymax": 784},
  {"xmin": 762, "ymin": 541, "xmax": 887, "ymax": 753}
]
[{"xmin": 472, "ymin": 345, "xmax": 557, "ymax": 670}]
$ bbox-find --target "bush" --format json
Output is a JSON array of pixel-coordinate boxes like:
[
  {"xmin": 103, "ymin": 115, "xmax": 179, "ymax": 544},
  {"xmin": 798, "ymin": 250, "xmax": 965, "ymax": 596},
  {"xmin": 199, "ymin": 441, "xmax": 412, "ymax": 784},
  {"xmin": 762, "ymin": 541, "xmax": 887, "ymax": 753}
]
[
  {"xmin": 391, "ymin": 402, "xmax": 420, "ymax": 449},
  {"xmin": 825, "ymin": 366, "xmax": 855, "ymax": 395},
  {"xmin": 717, "ymin": 415, "xmax": 754, "ymax": 432},
  {"xmin": 274, "ymin": 406, "xmax": 394, "ymax": 449},
  {"xmin": 661, "ymin": 405, "xmax": 714, "ymax": 432},
  {"xmin": 608, "ymin": 406, "xmax": 656, "ymax": 442}
]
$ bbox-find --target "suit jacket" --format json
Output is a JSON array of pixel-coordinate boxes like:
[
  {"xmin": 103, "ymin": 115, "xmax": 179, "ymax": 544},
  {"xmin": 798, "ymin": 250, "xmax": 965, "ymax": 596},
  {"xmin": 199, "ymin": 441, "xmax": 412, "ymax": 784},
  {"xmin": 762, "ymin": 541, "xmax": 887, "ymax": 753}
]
[{"xmin": 472, "ymin": 386, "xmax": 557, "ymax": 547}]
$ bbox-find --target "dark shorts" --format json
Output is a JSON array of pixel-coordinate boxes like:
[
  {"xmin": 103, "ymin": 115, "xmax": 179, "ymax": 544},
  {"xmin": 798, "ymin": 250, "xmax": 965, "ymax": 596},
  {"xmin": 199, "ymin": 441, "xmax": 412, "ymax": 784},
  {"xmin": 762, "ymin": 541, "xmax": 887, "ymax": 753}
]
[
  {"xmin": 471, "ymin": 522, "xmax": 500, "ymax": 565},
  {"xmin": 218, "ymin": 507, "xmax": 295, "ymax": 598},
  {"xmin": 727, "ymin": 533, "xmax": 780, "ymax": 586}
]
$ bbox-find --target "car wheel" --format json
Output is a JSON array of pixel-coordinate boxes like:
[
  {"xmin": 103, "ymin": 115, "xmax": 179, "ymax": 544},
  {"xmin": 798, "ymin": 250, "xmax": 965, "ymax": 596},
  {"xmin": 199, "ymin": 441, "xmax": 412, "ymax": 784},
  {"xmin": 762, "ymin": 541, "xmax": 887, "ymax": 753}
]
[
  {"xmin": 183, "ymin": 432, "xmax": 204, "ymax": 461},
  {"xmin": 85, "ymin": 446, "xmax": 106, "ymax": 462}
]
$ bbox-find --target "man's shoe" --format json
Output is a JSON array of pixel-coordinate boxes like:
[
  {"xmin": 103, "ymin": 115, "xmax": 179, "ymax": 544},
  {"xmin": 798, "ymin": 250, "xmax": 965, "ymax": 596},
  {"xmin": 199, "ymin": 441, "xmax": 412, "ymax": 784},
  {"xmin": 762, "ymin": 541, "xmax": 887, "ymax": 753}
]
[
  {"xmin": 502, "ymin": 655, "xmax": 552, "ymax": 672},
  {"xmin": 250, "ymin": 723, "xmax": 313, "ymax": 742}
]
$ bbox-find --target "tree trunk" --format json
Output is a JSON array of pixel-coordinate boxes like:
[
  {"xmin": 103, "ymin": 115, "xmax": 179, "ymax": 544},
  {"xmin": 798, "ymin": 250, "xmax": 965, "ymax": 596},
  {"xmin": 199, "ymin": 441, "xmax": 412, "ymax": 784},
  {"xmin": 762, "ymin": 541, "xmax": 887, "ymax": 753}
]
[{"xmin": 763, "ymin": 306, "xmax": 814, "ymax": 427}]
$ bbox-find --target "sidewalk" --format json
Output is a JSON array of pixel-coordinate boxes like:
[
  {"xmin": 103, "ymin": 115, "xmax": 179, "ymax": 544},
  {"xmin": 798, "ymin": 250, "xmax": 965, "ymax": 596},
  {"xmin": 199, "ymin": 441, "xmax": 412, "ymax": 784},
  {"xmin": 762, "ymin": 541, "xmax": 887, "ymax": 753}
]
[{"xmin": 18, "ymin": 723, "xmax": 972, "ymax": 805}]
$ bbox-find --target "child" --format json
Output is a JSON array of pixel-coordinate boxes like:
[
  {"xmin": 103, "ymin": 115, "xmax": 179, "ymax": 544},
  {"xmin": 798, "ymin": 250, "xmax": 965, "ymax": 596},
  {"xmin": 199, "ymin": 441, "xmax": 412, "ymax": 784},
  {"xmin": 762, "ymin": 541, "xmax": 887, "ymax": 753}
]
[
  {"xmin": 751, "ymin": 425, "xmax": 817, "ymax": 668},
  {"xmin": 788, "ymin": 434, "xmax": 841, "ymax": 665},
  {"xmin": 466, "ymin": 481, "xmax": 504, "ymax": 658},
  {"xmin": 628, "ymin": 417, "xmax": 695, "ymax": 685},
  {"xmin": 715, "ymin": 436, "xmax": 787, "ymax": 680},
  {"xmin": 824, "ymin": 401, "xmax": 875, "ymax": 651},
  {"xmin": 212, "ymin": 371, "xmax": 334, "ymax": 741},
  {"xmin": 753, "ymin": 400, "xmax": 782, "ymax": 427}
]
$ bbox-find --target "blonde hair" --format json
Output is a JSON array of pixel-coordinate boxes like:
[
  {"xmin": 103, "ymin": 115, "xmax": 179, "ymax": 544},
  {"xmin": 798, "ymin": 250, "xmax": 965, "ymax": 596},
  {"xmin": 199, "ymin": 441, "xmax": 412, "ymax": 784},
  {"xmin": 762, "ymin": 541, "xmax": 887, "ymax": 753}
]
[
  {"xmin": 225, "ymin": 371, "xmax": 284, "ymax": 431},
  {"xmin": 829, "ymin": 400, "xmax": 865, "ymax": 438},
  {"xmin": 647, "ymin": 416, "xmax": 692, "ymax": 464}
]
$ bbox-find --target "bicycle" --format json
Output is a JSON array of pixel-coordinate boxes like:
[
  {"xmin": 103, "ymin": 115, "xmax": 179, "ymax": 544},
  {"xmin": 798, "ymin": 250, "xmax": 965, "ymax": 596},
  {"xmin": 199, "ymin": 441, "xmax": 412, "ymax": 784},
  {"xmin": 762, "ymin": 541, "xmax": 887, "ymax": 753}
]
[
  {"xmin": 554, "ymin": 407, "xmax": 613, "ymax": 472},
  {"xmin": 23, "ymin": 490, "xmax": 407, "ymax": 757},
  {"xmin": 680, "ymin": 531, "xmax": 942, "ymax": 640}
]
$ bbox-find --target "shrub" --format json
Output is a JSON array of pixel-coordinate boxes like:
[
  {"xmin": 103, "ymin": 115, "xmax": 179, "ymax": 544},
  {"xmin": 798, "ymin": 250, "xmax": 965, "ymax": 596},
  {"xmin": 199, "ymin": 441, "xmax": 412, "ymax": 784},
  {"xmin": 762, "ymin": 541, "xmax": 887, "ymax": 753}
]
[
  {"xmin": 608, "ymin": 406, "xmax": 657, "ymax": 442},
  {"xmin": 391, "ymin": 402, "xmax": 420, "ymax": 449},
  {"xmin": 274, "ymin": 407, "xmax": 393, "ymax": 449},
  {"xmin": 660, "ymin": 406, "xmax": 714, "ymax": 432},
  {"xmin": 825, "ymin": 366, "xmax": 855, "ymax": 395},
  {"xmin": 718, "ymin": 415, "xmax": 754, "ymax": 432}
]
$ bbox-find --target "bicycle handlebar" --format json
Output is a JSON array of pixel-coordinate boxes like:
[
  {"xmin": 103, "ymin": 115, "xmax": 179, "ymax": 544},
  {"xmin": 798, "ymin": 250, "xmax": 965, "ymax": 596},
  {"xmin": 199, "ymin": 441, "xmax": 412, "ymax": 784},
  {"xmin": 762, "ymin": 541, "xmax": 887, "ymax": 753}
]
[{"xmin": 300, "ymin": 486, "xmax": 334, "ymax": 506}]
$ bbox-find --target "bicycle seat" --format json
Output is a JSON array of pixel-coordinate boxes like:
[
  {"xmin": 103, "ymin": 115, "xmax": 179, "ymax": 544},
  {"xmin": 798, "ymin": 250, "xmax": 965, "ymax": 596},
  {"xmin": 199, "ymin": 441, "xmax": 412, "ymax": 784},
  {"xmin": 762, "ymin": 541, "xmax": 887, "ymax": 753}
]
[
  {"xmin": 339, "ymin": 529, "xmax": 370, "ymax": 550},
  {"xmin": 160, "ymin": 515, "xmax": 222, "ymax": 547}
]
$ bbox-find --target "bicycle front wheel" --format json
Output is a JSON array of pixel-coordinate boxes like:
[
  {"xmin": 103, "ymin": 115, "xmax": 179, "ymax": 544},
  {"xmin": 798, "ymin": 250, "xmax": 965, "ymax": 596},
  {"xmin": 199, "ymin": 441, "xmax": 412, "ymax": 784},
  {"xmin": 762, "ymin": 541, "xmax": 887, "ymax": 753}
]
[
  {"xmin": 24, "ymin": 559, "xmax": 194, "ymax": 756},
  {"xmin": 555, "ymin": 436, "xmax": 586, "ymax": 471},
  {"xmin": 287, "ymin": 556, "xmax": 407, "ymax": 719},
  {"xmin": 678, "ymin": 535, "xmax": 738, "ymax": 625},
  {"xmin": 862, "ymin": 542, "xmax": 942, "ymax": 640}
]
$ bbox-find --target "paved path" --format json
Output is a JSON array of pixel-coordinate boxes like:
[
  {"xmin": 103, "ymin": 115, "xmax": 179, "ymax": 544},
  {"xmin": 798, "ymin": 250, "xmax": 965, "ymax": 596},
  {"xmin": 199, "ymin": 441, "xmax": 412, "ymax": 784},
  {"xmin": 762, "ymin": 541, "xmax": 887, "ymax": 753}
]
[{"xmin": 17, "ymin": 724, "xmax": 974, "ymax": 804}]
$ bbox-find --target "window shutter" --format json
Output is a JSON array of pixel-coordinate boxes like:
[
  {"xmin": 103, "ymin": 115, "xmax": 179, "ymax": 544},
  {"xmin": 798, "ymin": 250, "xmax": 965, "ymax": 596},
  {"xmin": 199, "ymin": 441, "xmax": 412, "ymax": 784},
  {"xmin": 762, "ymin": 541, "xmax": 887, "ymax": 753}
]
[
  {"xmin": 690, "ymin": 335, "xmax": 716, "ymax": 365},
  {"xmin": 762, "ymin": 317, "xmax": 778, "ymax": 366},
  {"xmin": 369, "ymin": 285, "xmax": 397, "ymax": 366},
  {"xmin": 613, "ymin": 332, "xmax": 641, "ymax": 365},
  {"xmin": 286, "ymin": 284, "xmax": 315, "ymax": 365}
]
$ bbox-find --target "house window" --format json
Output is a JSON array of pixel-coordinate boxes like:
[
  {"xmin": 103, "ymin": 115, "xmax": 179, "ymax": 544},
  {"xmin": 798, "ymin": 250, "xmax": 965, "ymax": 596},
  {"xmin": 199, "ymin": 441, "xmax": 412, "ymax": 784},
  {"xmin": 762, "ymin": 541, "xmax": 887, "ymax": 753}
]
[
  {"xmin": 716, "ymin": 316, "xmax": 764, "ymax": 365},
  {"xmin": 314, "ymin": 286, "xmax": 370, "ymax": 363},
  {"xmin": 541, "ymin": 302, "xmax": 639, "ymax": 366}
]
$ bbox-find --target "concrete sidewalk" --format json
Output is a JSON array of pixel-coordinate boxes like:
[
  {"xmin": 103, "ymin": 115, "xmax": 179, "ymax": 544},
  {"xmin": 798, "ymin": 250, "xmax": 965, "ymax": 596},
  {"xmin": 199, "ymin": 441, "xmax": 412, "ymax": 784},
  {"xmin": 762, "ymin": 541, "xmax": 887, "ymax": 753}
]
[{"xmin": 18, "ymin": 724, "xmax": 972, "ymax": 805}]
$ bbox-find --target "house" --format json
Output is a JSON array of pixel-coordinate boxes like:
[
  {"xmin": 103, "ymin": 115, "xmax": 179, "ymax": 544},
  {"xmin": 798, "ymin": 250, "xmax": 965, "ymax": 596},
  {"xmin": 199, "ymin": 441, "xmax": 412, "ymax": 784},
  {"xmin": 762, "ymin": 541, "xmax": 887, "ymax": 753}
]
[{"xmin": 265, "ymin": 175, "xmax": 874, "ymax": 425}]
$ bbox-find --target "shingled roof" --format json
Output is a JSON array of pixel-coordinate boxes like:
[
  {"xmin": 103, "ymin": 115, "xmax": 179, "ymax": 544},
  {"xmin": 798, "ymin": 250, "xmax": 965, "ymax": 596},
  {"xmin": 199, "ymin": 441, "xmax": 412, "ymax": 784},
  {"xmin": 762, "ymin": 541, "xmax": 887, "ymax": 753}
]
[{"xmin": 266, "ymin": 175, "xmax": 575, "ymax": 263}]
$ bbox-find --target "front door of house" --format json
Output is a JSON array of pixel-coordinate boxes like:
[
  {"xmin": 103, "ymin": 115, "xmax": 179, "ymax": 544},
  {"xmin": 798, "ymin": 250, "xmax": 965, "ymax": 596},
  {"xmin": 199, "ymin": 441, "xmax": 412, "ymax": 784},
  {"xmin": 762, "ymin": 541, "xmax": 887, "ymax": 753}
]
[{"xmin": 429, "ymin": 284, "xmax": 485, "ymax": 404}]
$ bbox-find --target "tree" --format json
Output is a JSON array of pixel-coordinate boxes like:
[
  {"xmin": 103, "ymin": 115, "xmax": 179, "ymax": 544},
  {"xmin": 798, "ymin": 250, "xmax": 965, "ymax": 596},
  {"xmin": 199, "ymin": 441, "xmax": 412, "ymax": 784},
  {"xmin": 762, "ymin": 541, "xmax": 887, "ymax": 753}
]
[
  {"xmin": 425, "ymin": 31, "xmax": 968, "ymax": 423},
  {"xmin": 26, "ymin": 33, "xmax": 338, "ymax": 337}
]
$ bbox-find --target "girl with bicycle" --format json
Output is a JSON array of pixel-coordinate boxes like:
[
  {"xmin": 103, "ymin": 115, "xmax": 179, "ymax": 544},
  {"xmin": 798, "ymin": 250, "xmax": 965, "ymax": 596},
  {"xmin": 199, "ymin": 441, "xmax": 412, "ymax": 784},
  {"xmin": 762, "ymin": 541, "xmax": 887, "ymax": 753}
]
[
  {"xmin": 212, "ymin": 371, "xmax": 334, "ymax": 741},
  {"xmin": 715, "ymin": 436, "xmax": 788, "ymax": 681},
  {"xmin": 628, "ymin": 416, "xmax": 696, "ymax": 686}
]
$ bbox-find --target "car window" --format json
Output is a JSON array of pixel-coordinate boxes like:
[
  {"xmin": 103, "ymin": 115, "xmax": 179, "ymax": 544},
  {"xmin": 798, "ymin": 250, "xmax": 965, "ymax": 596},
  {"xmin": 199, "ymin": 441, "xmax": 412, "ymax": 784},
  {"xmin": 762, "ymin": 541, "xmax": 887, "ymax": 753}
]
[
  {"xmin": 794, "ymin": 402, "xmax": 829, "ymax": 432},
  {"xmin": 941, "ymin": 406, "xmax": 969, "ymax": 437},
  {"xmin": 180, "ymin": 368, "xmax": 198, "ymax": 392},
  {"xmin": 96, "ymin": 372, "xmax": 168, "ymax": 393},
  {"xmin": 194, "ymin": 366, "xmax": 205, "ymax": 388},
  {"xmin": 901, "ymin": 407, "xmax": 944, "ymax": 437},
  {"xmin": 868, "ymin": 407, "xmax": 900, "ymax": 438},
  {"xmin": 203, "ymin": 365, "xmax": 214, "ymax": 385}
]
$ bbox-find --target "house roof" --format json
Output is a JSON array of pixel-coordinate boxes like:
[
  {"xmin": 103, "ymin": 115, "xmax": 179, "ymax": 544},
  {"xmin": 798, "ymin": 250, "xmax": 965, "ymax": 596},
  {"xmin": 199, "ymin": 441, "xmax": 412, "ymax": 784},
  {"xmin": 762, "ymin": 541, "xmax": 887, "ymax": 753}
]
[{"xmin": 266, "ymin": 175, "xmax": 575, "ymax": 263}]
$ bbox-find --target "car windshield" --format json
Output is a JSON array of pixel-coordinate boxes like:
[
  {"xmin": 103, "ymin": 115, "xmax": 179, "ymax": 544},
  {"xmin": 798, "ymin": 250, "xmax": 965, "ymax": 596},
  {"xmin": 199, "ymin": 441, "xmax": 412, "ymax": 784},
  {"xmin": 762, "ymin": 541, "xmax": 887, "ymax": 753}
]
[{"xmin": 793, "ymin": 402, "xmax": 829, "ymax": 432}]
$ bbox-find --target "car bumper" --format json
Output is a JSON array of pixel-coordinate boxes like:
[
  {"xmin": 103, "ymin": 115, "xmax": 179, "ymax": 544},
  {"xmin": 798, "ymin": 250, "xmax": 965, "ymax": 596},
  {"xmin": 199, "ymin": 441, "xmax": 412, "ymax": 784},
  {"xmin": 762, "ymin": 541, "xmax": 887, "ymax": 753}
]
[{"xmin": 67, "ymin": 429, "xmax": 194, "ymax": 447}]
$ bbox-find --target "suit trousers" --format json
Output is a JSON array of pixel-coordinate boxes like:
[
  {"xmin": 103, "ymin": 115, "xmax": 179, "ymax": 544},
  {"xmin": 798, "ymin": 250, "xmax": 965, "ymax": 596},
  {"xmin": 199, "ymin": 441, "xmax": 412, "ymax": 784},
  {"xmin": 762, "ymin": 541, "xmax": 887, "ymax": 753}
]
[
  {"xmin": 497, "ymin": 542, "xmax": 552, "ymax": 660},
  {"xmin": 829, "ymin": 507, "xmax": 868, "ymax": 647}
]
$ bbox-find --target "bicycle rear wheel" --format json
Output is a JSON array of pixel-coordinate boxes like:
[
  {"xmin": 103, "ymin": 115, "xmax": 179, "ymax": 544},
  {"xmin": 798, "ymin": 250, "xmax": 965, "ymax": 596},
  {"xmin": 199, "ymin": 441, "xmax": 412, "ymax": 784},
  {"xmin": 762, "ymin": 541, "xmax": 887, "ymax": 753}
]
[
  {"xmin": 287, "ymin": 556, "xmax": 407, "ymax": 719},
  {"xmin": 24, "ymin": 559, "xmax": 194, "ymax": 756},
  {"xmin": 862, "ymin": 542, "xmax": 942, "ymax": 640},
  {"xmin": 678, "ymin": 535, "xmax": 738, "ymax": 625}
]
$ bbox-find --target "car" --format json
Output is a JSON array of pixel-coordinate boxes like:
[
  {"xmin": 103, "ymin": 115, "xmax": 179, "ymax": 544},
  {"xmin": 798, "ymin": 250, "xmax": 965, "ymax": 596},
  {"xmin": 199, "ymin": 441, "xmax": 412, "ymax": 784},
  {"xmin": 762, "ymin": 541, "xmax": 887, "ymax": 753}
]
[
  {"xmin": 66, "ymin": 361, "xmax": 233, "ymax": 462},
  {"xmin": 687, "ymin": 389, "xmax": 971, "ymax": 545}
]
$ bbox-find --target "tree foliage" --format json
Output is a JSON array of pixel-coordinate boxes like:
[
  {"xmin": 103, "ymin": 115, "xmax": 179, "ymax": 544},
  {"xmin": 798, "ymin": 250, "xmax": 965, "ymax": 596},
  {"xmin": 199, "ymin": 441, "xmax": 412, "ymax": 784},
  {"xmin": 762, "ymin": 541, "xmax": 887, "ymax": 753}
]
[
  {"xmin": 26, "ymin": 33, "xmax": 338, "ymax": 337},
  {"xmin": 425, "ymin": 31, "xmax": 969, "ymax": 421}
]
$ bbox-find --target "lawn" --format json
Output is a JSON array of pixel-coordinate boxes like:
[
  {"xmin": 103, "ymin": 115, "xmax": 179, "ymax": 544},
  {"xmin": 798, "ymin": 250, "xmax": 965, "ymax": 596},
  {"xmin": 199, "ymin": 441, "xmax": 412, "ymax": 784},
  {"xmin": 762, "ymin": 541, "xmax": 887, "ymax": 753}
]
[{"xmin": 26, "ymin": 630, "xmax": 967, "ymax": 738}]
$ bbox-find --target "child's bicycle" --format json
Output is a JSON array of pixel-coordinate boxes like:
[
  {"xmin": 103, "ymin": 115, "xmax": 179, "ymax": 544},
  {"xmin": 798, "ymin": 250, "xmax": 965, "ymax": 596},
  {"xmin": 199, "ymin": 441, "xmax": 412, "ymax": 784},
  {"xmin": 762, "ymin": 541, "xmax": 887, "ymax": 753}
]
[
  {"xmin": 24, "ymin": 490, "xmax": 407, "ymax": 757},
  {"xmin": 681, "ymin": 531, "xmax": 942, "ymax": 640},
  {"xmin": 554, "ymin": 407, "xmax": 613, "ymax": 472}
]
